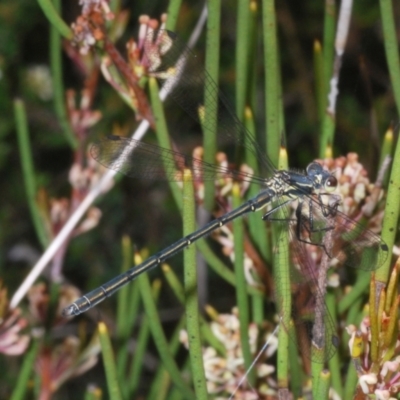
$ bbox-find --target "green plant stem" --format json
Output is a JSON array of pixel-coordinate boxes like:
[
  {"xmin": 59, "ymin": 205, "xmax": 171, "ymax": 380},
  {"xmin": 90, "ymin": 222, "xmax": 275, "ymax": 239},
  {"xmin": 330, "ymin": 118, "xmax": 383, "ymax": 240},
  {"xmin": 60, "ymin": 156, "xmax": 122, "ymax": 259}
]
[
  {"xmin": 251, "ymin": 295, "xmax": 264, "ymax": 326},
  {"xmin": 313, "ymin": 363, "xmax": 324, "ymax": 398},
  {"xmin": 165, "ymin": 0, "xmax": 183, "ymax": 31},
  {"xmin": 162, "ymin": 265, "xmax": 185, "ymax": 303},
  {"xmin": 232, "ymin": 183, "xmax": 256, "ymax": 386},
  {"xmin": 378, "ymin": 134, "xmax": 400, "ymax": 284},
  {"xmin": 322, "ymin": 0, "xmax": 336, "ymax": 102},
  {"xmin": 14, "ymin": 99, "xmax": 49, "ymax": 248},
  {"xmin": 116, "ymin": 242, "xmax": 141, "ymax": 387},
  {"xmin": 243, "ymin": 101, "xmax": 270, "ymax": 311},
  {"xmin": 127, "ymin": 279, "xmax": 161, "ymax": 397},
  {"xmin": 148, "ymin": 317, "xmax": 186, "ymax": 400},
  {"xmin": 379, "ymin": 126, "xmax": 394, "ymax": 170},
  {"xmin": 138, "ymin": 272, "xmax": 194, "ymax": 399},
  {"xmin": 167, "ymin": 387, "xmax": 185, "ymax": 400},
  {"xmin": 344, "ymin": 359, "xmax": 358, "ymax": 399},
  {"xmin": 319, "ymin": 113, "xmax": 335, "ymax": 158},
  {"xmin": 319, "ymin": 0, "xmax": 337, "ymax": 157},
  {"xmin": 248, "ymin": 1, "xmax": 259, "ymax": 129},
  {"xmin": 116, "ymin": 236, "xmax": 133, "ymax": 337},
  {"xmin": 315, "ymin": 370, "xmax": 331, "ymax": 400},
  {"xmin": 385, "ymin": 263, "xmax": 399, "ymax": 314},
  {"xmin": 314, "ymin": 40, "xmax": 325, "ymax": 124},
  {"xmin": 288, "ymin": 333, "xmax": 302, "ymax": 397},
  {"xmin": 379, "ymin": 126, "xmax": 394, "ymax": 188},
  {"xmin": 162, "ymin": 264, "xmax": 226, "ymax": 355},
  {"xmin": 379, "ymin": 0, "xmax": 400, "ymax": 116},
  {"xmin": 37, "ymin": 0, "xmax": 73, "ymax": 39},
  {"xmin": 203, "ymin": 0, "xmax": 221, "ymax": 211},
  {"xmin": 166, "ymin": 358, "xmax": 190, "ymax": 400},
  {"xmin": 244, "ymin": 107, "xmax": 270, "ymax": 263},
  {"xmin": 10, "ymin": 336, "xmax": 41, "ymax": 400},
  {"xmin": 109, "ymin": 0, "xmax": 120, "ymax": 14},
  {"xmin": 50, "ymin": 0, "xmax": 77, "ymax": 149},
  {"xmin": 235, "ymin": 0, "xmax": 251, "ymax": 121},
  {"xmin": 243, "ymin": 107, "xmax": 259, "ymax": 175},
  {"xmin": 326, "ymin": 291, "xmax": 342, "ymax": 399},
  {"xmin": 182, "ymin": 170, "xmax": 208, "ymax": 399},
  {"xmin": 262, "ymin": 0, "xmax": 280, "ymax": 167},
  {"xmin": 370, "ymin": 274, "xmax": 380, "ymax": 362},
  {"xmin": 273, "ymin": 149, "xmax": 290, "ymax": 389},
  {"xmin": 345, "ymin": 297, "xmax": 364, "ymax": 327},
  {"xmin": 98, "ymin": 322, "xmax": 123, "ymax": 400},
  {"xmin": 337, "ymin": 270, "xmax": 370, "ymax": 313},
  {"xmin": 148, "ymin": 77, "xmax": 182, "ymax": 210}
]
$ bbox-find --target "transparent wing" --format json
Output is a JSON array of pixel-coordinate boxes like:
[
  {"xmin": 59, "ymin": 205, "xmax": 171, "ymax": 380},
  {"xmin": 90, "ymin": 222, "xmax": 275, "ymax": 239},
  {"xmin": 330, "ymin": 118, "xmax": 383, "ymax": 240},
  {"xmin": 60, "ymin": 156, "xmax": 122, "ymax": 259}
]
[
  {"xmin": 142, "ymin": 29, "xmax": 276, "ymax": 175},
  {"xmin": 91, "ymin": 135, "xmax": 266, "ymax": 184}
]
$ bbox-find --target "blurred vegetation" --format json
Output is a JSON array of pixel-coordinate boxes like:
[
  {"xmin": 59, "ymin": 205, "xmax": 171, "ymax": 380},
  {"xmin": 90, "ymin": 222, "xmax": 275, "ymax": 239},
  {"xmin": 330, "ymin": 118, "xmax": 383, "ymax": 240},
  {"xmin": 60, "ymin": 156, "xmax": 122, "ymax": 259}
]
[{"xmin": 0, "ymin": 0, "xmax": 399, "ymax": 399}]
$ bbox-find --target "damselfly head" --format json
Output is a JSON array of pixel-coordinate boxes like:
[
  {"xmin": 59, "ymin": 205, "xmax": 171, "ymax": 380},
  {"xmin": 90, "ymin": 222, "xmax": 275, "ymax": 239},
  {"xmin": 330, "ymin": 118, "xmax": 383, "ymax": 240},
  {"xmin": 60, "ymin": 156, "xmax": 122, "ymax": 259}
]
[{"xmin": 306, "ymin": 161, "xmax": 337, "ymax": 192}]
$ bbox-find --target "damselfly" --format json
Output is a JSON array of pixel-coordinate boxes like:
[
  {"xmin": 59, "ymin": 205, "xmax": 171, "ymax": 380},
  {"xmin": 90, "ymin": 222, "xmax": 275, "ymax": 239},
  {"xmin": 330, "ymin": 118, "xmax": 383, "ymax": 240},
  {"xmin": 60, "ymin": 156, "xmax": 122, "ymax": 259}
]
[{"xmin": 63, "ymin": 30, "xmax": 388, "ymax": 363}]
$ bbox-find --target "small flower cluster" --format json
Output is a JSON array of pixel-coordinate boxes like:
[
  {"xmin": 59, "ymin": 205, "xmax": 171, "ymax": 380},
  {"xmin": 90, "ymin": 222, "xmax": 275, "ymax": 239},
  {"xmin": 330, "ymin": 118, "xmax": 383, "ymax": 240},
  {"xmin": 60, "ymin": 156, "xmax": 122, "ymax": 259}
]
[
  {"xmin": 66, "ymin": 89, "xmax": 102, "ymax": 140},
  {"xmin": 126, "ymin": 14, "xmax": 169, "ymax": 78},
  {"xmin": 0, "ymin": 281, "xmax": 29, "ymax": 356},
  {"xmin": 97, "ymin": 14, "xmax": 168, "ymax": 122},
  {"xmin": 180, "ymin": 307, "xmax": 277, "ymax": 398},
  {"xmin": 27, "ymin": 283, "xmax": 100, "ymax": 397},
  {"xmin": 317, "ymin": 153, "xmax": 385, "ymax": 230},
  {"xmin": 0, "ymin": 280, "xmax": 100, "ymax": 397},
  {"xmin": 347, "ymin": 261, "xmax": 400, "ymax": 399},
  {"xmin": 34, "ymin": 334, "xmax": 100, "ymax": 397},
  {"xmin": 47, "ymin": 156, "xmax": 103, "ymax": 243},
  {"xmin": 49, "ymin": 81, "xmax": 104, "ymax": 245},
  {"xmin": 71, "ymin": 0, "xmax": 114, "ymax": 54}
]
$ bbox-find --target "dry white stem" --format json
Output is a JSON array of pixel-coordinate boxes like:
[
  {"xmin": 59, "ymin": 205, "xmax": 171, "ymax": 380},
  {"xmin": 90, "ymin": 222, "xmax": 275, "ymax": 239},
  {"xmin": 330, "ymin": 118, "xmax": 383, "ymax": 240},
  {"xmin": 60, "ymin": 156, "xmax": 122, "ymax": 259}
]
[
  {"xmin": 335, "ymin": 0, "xmax": 353, "ymax": 56},
  {"xmin": 326, "ymin": 0, "xmax": 353, "ymax": 115}
]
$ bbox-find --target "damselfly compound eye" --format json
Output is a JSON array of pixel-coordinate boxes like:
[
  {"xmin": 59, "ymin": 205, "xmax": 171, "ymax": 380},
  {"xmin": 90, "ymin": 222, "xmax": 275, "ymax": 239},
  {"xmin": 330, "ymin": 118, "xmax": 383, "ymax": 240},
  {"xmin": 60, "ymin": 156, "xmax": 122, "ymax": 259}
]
[{"xmin": 325, "ymin": 176, "xmax": 337, "ymax": 192}]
